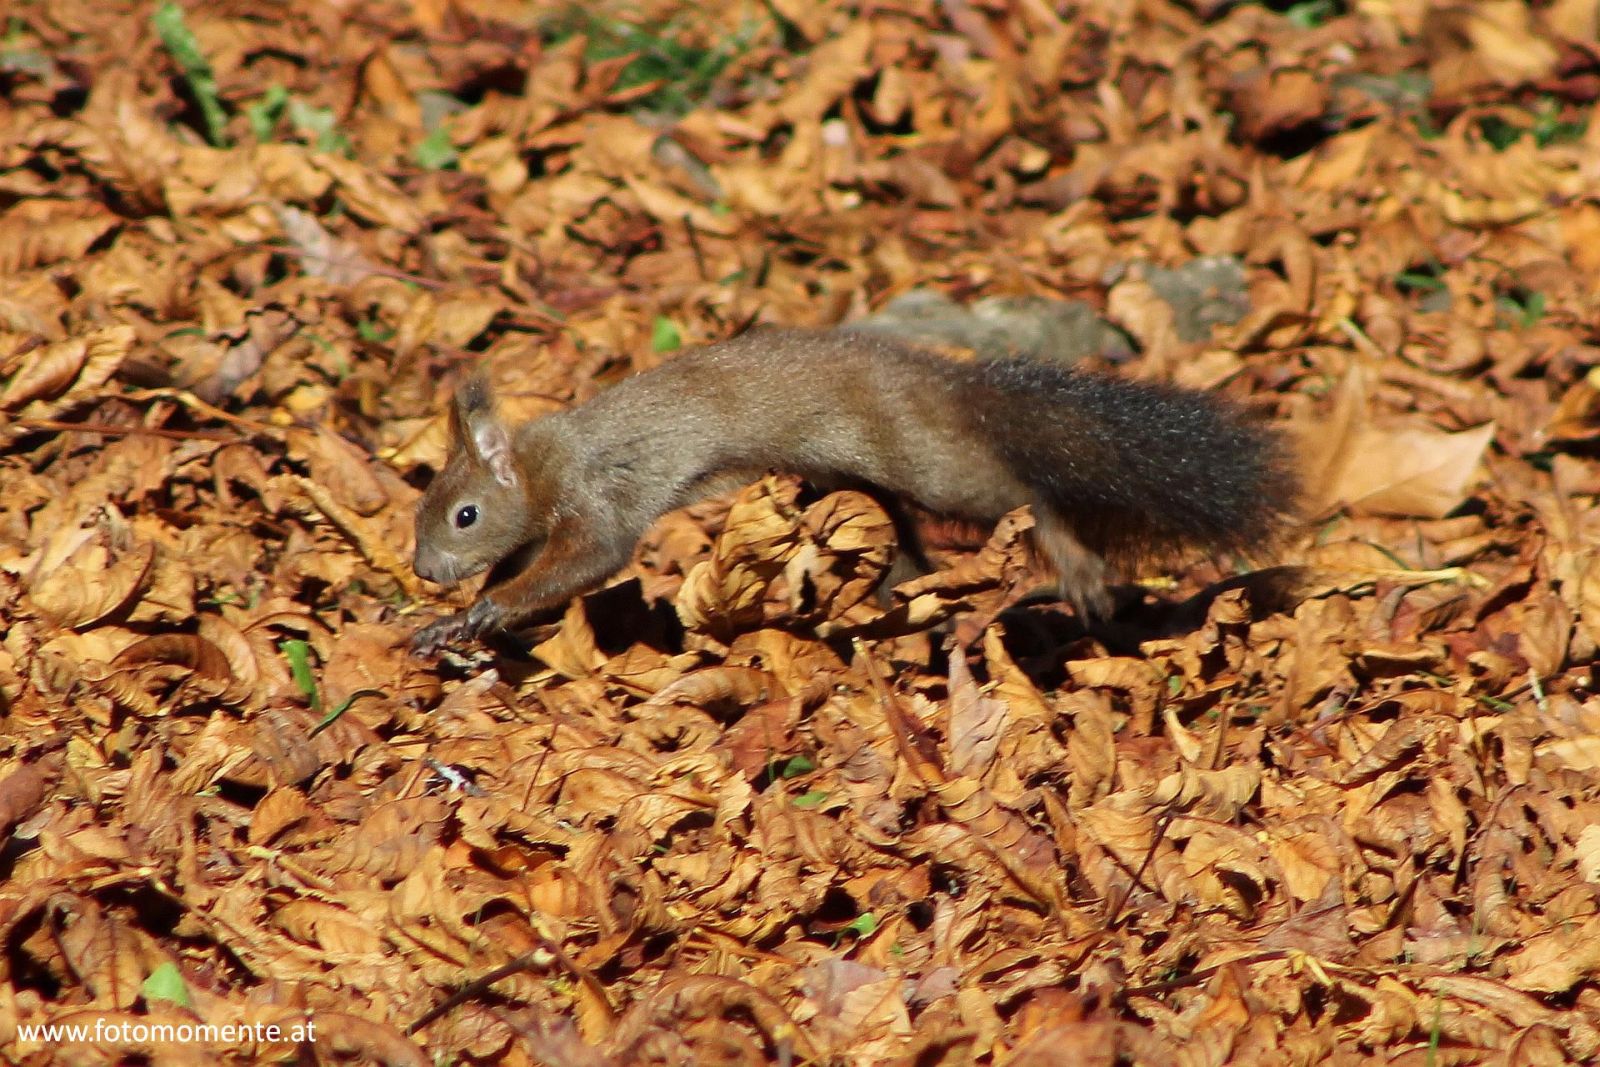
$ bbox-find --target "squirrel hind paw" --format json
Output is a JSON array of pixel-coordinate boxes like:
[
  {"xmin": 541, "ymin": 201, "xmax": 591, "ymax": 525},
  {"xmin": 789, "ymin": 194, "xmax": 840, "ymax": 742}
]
[
  {"xmin": 1059, "ymin": 571, "xmax": 1115, "ymax": 620},
  {"xmin": 1028, "ymin": 511, "xmax": 1115, "ymax": 620}
]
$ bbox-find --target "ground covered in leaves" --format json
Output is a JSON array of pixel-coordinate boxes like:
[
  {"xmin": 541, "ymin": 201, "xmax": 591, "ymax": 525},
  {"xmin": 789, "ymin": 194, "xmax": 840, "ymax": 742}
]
[{"xmin": 5, "ymin": 0, "xmax": 1600, "ymax": 1063}]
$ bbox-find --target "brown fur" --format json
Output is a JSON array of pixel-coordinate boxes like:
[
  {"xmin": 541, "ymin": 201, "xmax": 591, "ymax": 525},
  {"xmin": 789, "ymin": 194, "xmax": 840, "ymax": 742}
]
[{"xmin": 411, "ymin": 327, "xmax": 1299, "ymax": 651}]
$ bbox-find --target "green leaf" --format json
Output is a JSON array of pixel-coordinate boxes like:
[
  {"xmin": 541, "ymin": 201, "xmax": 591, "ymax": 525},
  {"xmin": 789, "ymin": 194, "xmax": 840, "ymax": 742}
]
[
  {"xmin": 792, "ymin": 789, "xmax": 829, "ymax": 809},
  {"xmin": 357, "ymin": 318, "xmax": 395, "ymax": 343},
  {"xmin": 287, "ymin": 98, "xmax": 352, "ymax": 156},
  {"xmin": 141, "ymin": 962, "xmax": 193, "ymax": 1008},
  {"xmin": 414, "ymin": 126, "xmax": 458, "ymax": 171},
  {"xmin": 1531, "ymin": 97, "xmax": 1587, "ymax": 147},
  {"xmin": 1519, "ymin": 290, "xmax": 1547, "ymax": 327},
  {"xmin": 1477, "ymin": 115, "xmax": 1523, "ymax": 152},
  {"xmin": 1497, "ymin": 290, "xmax": 1546, "ymax": 329},
  {"xmin": 843, "ymin": 912, "xmax": 878, "ymax": 937},
  {"xmin": 1284, "ymin": 0, "xmax": 1339, "ymax": 29},
  {"xmin": 1411, "ymin": 111, "xmax": 1444, "ymax": 141},
  {"xmin": 1395, "ymin": 269, "xmax": 1445, "ymax": 293},
  {"xmin": 548, "ymin": 12, "xmax": 761, "ymax": 116},
  {"xmin": 778, "ymin": 754, "xmax": 815, "ymax": 779},
  {"xmin": 246, "ymin": 84, "xmax": 290, "ymax": 141},
  {"xmin": 280, "ymin": 639, "xmax": 320, "ymax": 712},
  {"xmin": 651, "ymin": 316, "xmax": 682, "ymax": 353},
  {"xmin": 308, "ymin": 693, "xmax": 359, "ymax": 738},
  {"xmin": 152, "ymin": 2, "xmax": 229, "ymax": 146}
]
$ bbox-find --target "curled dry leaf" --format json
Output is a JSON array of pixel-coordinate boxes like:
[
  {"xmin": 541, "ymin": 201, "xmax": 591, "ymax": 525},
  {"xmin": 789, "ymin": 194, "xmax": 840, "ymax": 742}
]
[
  {"xmin": 1426, "ymin": 2, "xmax": 1560, "ymax": 101},
  {"xmin": 1504, "ymin": 917, "xmax": 1600, "ymax": 994},
  {"xmin": 98, "ymin": 632, "xmax": 241, "ymax": 716},
  {"xmin": 25, "ymin": 536, "xmax": 154, "ymax": 630},
  {"xmin": 289, "ymin": 475, "xmax": 420, "ymax": 595},
  {"xmin": 1265, "ymin": 820, "xmax": 1343, "ymax": 904},
  {"xmin": 0, "ymin": 754, "xmax": 64, "ymax": 836},
  {"xmin": 196, "ymin": 614, "xmax": 264, "ymax": 711},
  {"xmin": 1303, "ymin": 359, "xmax": 1497, "ymax": 518},
  {"xmin": 313, "ymin": 153, "xmax": 425, "ymax": 232},
  {"xmin": 637, "ymin": 665, "xmax": 781, "ymax": 719},
  {"xmin": 676, "ymin": 476, "xmax": 804, "ymax": 637},
  {"xmin": 273, "ymin": 203, "xmax": 379, "ymax": 286},
  {"xmin": 0, "ymin": 199, "xmax": 120, "ymax": 275},
  {"xmin": 836, "ymin": 508, "xmax": 1038, "ymax": 639},
  {"xmin": 532, "ymin": 597, "xmax": 606, "ymax": 680},
  {"xmin": 865, "ymin": 647, "xmax": 1067, "ymax": 911},
  {"xmin": 0, "ymin": 325, "xmax": 134, "ymax": 416},
  {"xmin": 785, "ymin": 489, "xmax": 894, "ymax": 621}
]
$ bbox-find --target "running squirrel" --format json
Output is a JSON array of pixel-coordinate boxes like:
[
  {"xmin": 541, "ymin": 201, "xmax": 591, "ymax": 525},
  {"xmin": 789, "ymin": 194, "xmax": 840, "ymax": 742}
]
[{"xmin": 409, "ymin": 327, "xmax": 1298, "ymax": 652}]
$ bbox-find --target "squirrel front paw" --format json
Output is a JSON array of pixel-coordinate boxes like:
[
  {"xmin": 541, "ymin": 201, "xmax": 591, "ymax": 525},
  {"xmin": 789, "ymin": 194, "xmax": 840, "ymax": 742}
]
[{"xmin": 410, "ymin": 599, "xmax": 504, "ymax": 655}]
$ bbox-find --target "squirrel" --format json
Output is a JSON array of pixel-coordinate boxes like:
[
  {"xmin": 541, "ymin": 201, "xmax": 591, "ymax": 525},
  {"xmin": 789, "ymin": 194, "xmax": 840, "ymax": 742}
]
[{"xmin": 409, "ymin": 327, "xmax": 1299, "ymax": 653}]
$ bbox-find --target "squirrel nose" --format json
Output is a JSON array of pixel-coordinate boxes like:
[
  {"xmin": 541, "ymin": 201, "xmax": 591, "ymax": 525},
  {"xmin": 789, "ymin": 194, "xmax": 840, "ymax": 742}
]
[{"xmin": 413, "ymin": 547, "xmax": 444, "ymax": 584}]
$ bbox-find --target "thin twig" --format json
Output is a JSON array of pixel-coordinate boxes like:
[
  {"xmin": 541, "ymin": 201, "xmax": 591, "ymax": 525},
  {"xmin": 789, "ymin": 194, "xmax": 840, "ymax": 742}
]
[
  {"xmin": 407, "ymin": 951, "xmax": 548, "ymax": 1035},
  {"xmin": 1102, "ymin": 808, "xmax": 1176, "ymax": 929},
  {"xmin": 123, "ymin": 388, "xmax": 282, "ymax": 436},
  {"xmin": 408, "ymin": 925, "xmax": 615, "ymax": 1035},
  {"xmin": 13, "ymin": 419, "xmax": 237, "ymax": 442},
  {"xmin": 1119, "ymin": 950, "xmax": 1292, "ymax": 1000}
]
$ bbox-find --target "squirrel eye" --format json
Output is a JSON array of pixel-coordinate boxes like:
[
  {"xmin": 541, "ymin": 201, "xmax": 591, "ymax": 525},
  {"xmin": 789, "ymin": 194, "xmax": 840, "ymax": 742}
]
[{"xmin": 454, "ymin": 504, "xmax": 479, "ymax": 529}]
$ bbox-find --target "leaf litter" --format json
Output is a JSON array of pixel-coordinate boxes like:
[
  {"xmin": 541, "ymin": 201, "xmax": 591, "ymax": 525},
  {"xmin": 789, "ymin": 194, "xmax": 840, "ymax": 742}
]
[{"xmin": 3, "ymin": 0, "xmax": 1600, "ymax": 1063}]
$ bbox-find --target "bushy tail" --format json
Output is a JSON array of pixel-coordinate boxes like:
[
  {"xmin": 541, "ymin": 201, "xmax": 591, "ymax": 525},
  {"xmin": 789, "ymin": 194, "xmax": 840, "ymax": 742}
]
[{"xmin": 961, "ymin": 358, "xmax": 1299, "ymax": 567}]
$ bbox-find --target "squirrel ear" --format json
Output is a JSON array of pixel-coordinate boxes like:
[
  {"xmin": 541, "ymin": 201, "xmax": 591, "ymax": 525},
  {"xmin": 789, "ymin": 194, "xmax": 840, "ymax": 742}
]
[{"xmin": 452, "ymin": 373, "xmax": 519, "ymax": 489}]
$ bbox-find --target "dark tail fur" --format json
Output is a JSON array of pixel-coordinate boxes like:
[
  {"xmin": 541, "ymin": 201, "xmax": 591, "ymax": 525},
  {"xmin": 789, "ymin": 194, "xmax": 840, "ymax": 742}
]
[{"xmin": 957, "ymin": 358, "xmax": 1299, "ymax": 567}]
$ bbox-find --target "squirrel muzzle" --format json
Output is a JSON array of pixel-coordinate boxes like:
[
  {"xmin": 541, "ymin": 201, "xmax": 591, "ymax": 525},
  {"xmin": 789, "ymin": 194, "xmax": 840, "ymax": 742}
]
[{"xmin": 412, "ymin": 545, "xmax": 459, "ymax": 586}]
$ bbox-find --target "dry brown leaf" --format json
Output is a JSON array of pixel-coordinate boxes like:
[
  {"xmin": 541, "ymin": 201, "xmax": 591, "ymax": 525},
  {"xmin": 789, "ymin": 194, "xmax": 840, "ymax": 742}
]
[
  {"xmin": 6, "ymin": 4, "xmax": 1600, "ymax": 1062},
  {"xmin": 1302, "ymin": 350, "xmax": 1488, "ymax": 522},
  {"xmin": 946, "ymin": 646, "xmax": 1006, "ymax": 779},
  {"xmin": 676, "ymin": 476, "xmax": 804, "ymax": 637},
  {"xmin": 0, "ymin": 199, "xmax": 119, "ymax": 275},
  {"xmin": 25, "ymin": 536, "xmax": 154, "ymax": 630},
  {"xmin": 1, "ymin": 325, "xmax": 134, "ymax": 417},
  {"xmin": 1504, "ymin": 917, "xmax": 1600, "ymax": 992}
]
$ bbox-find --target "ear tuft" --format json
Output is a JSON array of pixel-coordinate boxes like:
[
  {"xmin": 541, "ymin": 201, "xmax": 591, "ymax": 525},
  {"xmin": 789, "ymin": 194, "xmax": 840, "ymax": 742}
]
[
  {"xmin": 451, "ymin": 371, "xmax": 518, "ymax": 488},
  {"xmin": 453, "ymin": 371, "xmax": 494, "ymax": 428}
]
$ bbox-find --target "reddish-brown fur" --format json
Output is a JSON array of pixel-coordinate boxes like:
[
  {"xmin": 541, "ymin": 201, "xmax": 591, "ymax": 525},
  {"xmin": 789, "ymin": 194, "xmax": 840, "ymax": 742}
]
[{"xmin": 411, "ymin": 327, "xmax": 1298, "ymax": 652}]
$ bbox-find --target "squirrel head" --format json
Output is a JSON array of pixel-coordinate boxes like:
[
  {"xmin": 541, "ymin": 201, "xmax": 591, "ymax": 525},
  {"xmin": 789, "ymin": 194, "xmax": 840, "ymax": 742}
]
[{"xmin": 413, "ymin": 373, "xmax": 533, "ymax": 585}]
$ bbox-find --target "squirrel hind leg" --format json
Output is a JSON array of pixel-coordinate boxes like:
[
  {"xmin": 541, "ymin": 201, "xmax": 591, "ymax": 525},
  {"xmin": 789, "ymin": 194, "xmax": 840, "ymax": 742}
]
[
  {"xmin": 872, "ymin": 495, "xmax": 936, "ymax": 605},
  {"xmin": 1029, "ymin": 508, "xmax": 1115, "ymax": 620}
]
